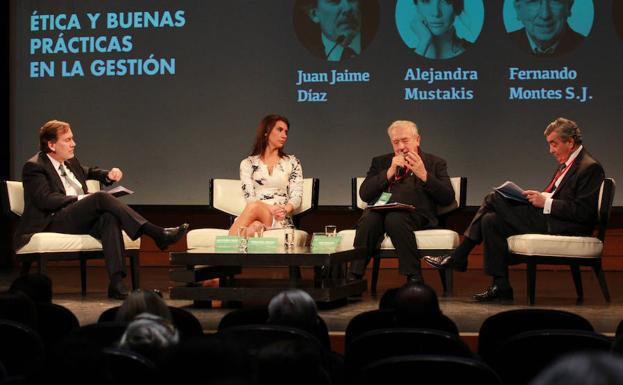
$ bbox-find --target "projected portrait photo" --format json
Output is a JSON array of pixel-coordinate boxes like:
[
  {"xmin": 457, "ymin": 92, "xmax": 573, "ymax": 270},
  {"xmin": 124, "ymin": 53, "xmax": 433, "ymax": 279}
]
[
  {"xmin": 395, "ymin": 0, "xmax": 485, "ymax": 60},
  {"xmin": 615, "ymin": 0, "xmax": 623, "ymax": 41},
  {"xmin": 503, "ymin": 0, "xmax": 594, "ymax": 56},
  {"xmin": 293, "ymin": 0, "xmax": 380, "ymax": 62}
]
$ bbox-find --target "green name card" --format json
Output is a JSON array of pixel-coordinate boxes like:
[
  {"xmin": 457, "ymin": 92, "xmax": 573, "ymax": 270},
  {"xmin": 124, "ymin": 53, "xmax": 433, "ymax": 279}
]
[
  {"xmin": 311, "ymin": 235, "xmax": 342, "ymax": 252},
  {"xmin": 247, "ymin": 237, "xmax": 279, "ymax": 252},
  {"xmin": 215, "ymin": 236, "xmax": 240, "ymax": 251}
]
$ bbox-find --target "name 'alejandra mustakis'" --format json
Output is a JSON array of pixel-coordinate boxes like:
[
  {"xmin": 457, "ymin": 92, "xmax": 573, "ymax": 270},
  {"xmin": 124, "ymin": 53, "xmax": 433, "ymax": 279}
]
[{"xmin": 403, "ymin": 67, "xmax": 477, "ymax": 100}]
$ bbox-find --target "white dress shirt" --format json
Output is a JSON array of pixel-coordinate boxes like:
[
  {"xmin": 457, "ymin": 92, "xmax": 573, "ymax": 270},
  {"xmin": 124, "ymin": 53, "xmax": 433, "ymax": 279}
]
[
  {"xmin": 543, "ymin": 145, "xmax": 583, "ymax": 214},
  {"xmin": 47, "ymin": 154, "xmax": 86, "ymax": 199}
]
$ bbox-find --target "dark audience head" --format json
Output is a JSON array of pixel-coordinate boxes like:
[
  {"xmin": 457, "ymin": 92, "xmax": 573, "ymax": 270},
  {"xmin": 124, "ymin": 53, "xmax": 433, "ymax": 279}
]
[
  {"xmin": 0, "ymin": 290, "xmax": 38, "ymax": 329},
  {"xmin": 118, "ymin": 313, "xmax": 180, "ymax": 364},
  {"xmin": 529, "ymin": 352, "xmax": 623, "ymax": 385},
  {"xmin": 267, "ymin": 289, "xmax": 318, "ymax": 332},
  {"xmin": 9, "ymin": 273, "xmax": 53, "ymax": 303},
  {"xmin": 378, "ymin": 287, "xmax": 400, "ymax": 309},
  {"xmin": 256, "ymin": 339, "xmax": 330, "ymax": 385},
  {"xmin": 115, "ymin": 289, "xmax": 171, "ymax": 323},
  {"xmin": 393, "ymin": 282, "xmax": 442, "ymax": 326},
  {"xmin": 39, "ymin": 119, "xmax": 71, "ymax": 153},
  {"xmin": 165, "ymin": 335, "xmax": 253, "ymax": 384}
]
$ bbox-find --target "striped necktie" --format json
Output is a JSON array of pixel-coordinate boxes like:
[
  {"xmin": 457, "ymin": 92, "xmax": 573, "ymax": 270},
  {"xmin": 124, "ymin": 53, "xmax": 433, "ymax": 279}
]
[{"xmin": 59, "ymin": 163, "xmax": 85, "ymax": 195}]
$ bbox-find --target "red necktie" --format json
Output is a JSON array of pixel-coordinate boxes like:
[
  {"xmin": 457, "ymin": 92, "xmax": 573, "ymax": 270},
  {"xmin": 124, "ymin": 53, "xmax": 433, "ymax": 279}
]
[{"xmin": 544, "ymin": 163, "xmax": 566, "ymax": 193}]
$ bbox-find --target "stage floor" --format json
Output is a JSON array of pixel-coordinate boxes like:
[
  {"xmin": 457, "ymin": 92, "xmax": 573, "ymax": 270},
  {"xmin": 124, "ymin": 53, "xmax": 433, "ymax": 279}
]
[{"xmin": 1, "ymin": 266, "xmax": 621, "ymax": 335}]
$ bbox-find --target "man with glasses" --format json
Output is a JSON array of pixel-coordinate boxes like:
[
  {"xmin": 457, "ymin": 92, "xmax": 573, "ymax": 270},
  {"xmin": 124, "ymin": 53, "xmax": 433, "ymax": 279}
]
[
  {"xmin": 510, "ymin": 0, "xmax": 585, "ymax": 56},
  {"xmin": 348, "ymin": 120, "xmax": 454, "ymax": 284}
]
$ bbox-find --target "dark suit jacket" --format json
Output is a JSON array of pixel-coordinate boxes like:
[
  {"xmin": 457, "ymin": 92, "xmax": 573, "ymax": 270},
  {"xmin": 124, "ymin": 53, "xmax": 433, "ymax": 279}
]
[
  {"xmin": 300, "ymin": 0, "xmax": 378, "ymax": 61},
  {"xmin": 359, "ymin": 151, "xmax": 455, "ymax": 228},
  {"xmin": 14, "ymin": 152, "xmax": 112, "ymax": 249},
  {"xmin": 547, "ymin": 148, "xmax": 604, "ymax": 235},
  {"xmin": 509, "ymin": 24, "xmax": 585, "ymax": 56}
]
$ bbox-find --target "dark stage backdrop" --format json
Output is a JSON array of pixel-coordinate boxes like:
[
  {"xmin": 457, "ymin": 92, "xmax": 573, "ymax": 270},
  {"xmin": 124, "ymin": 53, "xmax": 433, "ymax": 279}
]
[{"xmin": 9, "ymin": 0, "xmax": 623, "ymax": 205}]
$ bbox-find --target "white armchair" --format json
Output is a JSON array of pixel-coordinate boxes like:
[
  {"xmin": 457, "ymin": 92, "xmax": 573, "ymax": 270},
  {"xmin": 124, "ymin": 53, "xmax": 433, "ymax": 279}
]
[
  {"xmin": 337, "ymin": 177, "xmax": 466, "ymax": 296},
  {"xmin": 184, "ymin": 178, "xmax": 319, "ymax": 281},
  {"xmin": 186, "ymin": 178, "xmax": 319, "ymax": 250},
  {"xmin": 507, "ymin": 178, "xmax": 615, "ymax": 304},
  {"xmin": 2, "ymin": 180, "xmax": 141, "ymax": 294}
]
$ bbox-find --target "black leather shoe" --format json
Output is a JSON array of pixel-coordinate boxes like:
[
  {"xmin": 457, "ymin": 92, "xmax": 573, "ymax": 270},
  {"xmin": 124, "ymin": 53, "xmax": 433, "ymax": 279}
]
[
  {"xmin": 424, "ymin": 255, "xmax": 467, "ymax": 272},
  {"xmin": 473, "ymin": 285, "xmax": 514, "ymax": 303},
  {"xmin": 107, "ymin": 281, "xmax": 129, "ymax": 300},
  {"xmin": 155, "ymin": 223, "xmax": 190, "ymax": 251}
]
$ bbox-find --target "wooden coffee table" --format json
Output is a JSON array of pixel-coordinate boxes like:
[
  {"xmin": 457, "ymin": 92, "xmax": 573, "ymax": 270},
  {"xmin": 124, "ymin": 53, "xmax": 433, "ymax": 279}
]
[{"xmin": 169, "ymin": 246, "xmax": 367, "ymax": 304}]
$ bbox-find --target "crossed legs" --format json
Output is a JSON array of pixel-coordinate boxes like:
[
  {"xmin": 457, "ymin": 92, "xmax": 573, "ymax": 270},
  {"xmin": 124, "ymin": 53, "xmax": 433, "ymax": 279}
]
[{"xmin": 229, "ymin": 201, "xmax": 274, "ymax": 236}]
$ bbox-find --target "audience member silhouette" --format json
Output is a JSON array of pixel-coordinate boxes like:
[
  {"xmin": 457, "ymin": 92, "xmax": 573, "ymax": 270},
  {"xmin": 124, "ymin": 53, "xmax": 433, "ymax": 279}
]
[
  {"xmin": 529, "ymin": 352, "xmax": 623, "ymax": 385},
  {"xmin": 256, "ymin": 339, "xmax": 331, "ymax": 385},
  {"xmin": 380, "ymin": 282, "xmax": 458, "ymax": 334},
  {"xmin": 118, "ymin": 313, "xmax": 179, "ymax": 366},
  {"xmin": 164, "ymin": 334, "xmax": 253, "ymax": 384},
  {"xmin": 115, "ymin": 289, "xmax": 172, "ymax": 323},
  {"xmin": 267, "ymin": 289, "xmax": 319, "ymax": 334},
  {"xmin": 393, "ymin": 282, "xmax": 443, "ymax": 326},
  {"xmin": 0, "ymin": 290, "xmax": 38, "ymax": 329},
  {"xmin": 378, "ymin": 287, "xmax": 400, "ymax": 309},
  {"xmin": 9, "ymin": 273, "xmax": 53, "ymax": 303}
]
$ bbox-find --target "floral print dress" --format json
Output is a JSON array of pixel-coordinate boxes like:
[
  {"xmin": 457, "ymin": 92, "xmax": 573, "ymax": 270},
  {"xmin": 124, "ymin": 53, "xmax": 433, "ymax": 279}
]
[{"xmin": 239, "ymin": 154, "xmax": 303, "ymax": 228}]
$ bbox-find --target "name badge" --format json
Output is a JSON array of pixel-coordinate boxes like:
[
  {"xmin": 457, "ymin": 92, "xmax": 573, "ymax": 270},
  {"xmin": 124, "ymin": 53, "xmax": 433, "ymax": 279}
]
[
  {"xmin": 248, "ymin": 237, "xmax": 279, "ymax": 252},
  {"xmin": 311, "ymin": 235, "xmax": 342, "ymax": 252},
  {"xmin": 215, "ymin": 236, "xmax": 240, "ymax": 251},
  {"xmin": 374, "ymin": 192, "xmax": 392, "ymax": 206}
]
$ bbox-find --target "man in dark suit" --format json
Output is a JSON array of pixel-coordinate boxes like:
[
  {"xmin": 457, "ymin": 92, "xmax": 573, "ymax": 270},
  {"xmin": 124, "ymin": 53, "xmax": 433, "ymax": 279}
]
[
  {"xmin": 509, "ymin": 0, "xmax": 585, "ymax": 56},
  {"xmin": 425, "ymin": 117, "xmax": 604, "ymax": 302},
  {"xmin": 349, "ymin": 120, "xmax": 455, "ymax": 283},
  {"xmin": 296, "ymin": 0, "xmax": 379, "ymax": 62},
  {"xmin": 15, "ymin": 120, "xmax": 189, "ymax": 299}
]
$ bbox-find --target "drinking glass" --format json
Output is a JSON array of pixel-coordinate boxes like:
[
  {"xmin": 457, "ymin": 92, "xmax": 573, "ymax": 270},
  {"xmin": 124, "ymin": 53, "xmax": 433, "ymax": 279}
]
[
  {"xmin": 237, "ymin": 226, "xmax": 248, "ymax": 251},
  {"xmin": 325, "ymin": 225, "xmax": 337, "ymax": 237},
  {"xmin": 284, "ymin": 224, "xmax": 295, "ymax": 249},
  {"xmin": 252, "ymin": 225, "xmax": 264, "ymax": 238}
]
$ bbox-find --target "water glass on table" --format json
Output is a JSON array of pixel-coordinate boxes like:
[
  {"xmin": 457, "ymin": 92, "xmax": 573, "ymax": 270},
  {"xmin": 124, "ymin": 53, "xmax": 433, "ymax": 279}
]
[
  {"xmin": 237, "ymin": 226, "xmax": 248, "ymax": 251},
  {"xmin": 252, "ymin": 225, "xmax": 264, "ymax": 238},
  {"xmin": 325, "ymin": 225, "xmax": 337, "ymax": 237},
  {"xmin": 284, "ymin": 224, "xmax": 295, "ymax": 249}
]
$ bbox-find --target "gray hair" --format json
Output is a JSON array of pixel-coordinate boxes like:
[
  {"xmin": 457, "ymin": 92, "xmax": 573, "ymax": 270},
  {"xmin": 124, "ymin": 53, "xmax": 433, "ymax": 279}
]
[
  {"xmin": 267, "ymin": 289, "xmax": 318, "ymax": 331},
  {"xmin": 115, "ymin": 289, "xmax": 172, "ymax": 323},
  {"xmin": 119, "ymin": 312, "xmax": 180, "ymax": 353},
  {"xmin": 387, "ymin": 120, "xmax": 419, "ymax": 137},
  {"xmin": 544, "ymin": 117, "xmax": 583, "ymax": 144}
]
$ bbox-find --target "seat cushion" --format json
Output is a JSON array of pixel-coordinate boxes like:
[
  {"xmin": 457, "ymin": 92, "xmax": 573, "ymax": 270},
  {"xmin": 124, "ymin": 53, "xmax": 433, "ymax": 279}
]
[
  {"xmin": 187, "ymin": 228, "xmax": 308, "ymax": 249},
  {"xmin": 17, "ymin": 231, "xmax": 140, "ymax": 254},
  {"xmin": 187, "ymin": 229, "xmax": 229, "ymax": 249},
  {"xmin": 507, "ymin": 234, "xmax": 603, "ymax": 258},
  {"xmin": 336, "ymin": 229, "xmax": 459, "ymax": 251}
]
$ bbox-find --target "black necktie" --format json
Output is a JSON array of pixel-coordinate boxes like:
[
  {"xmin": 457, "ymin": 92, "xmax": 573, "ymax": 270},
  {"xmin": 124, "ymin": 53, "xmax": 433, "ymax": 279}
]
[
  {"xmin": 59, "ymin": 163, "xmax": 84, "ymax": 195},
  {"xmin": 341, "ymin": 46, "xmax": 357, "ymax": 60}
]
